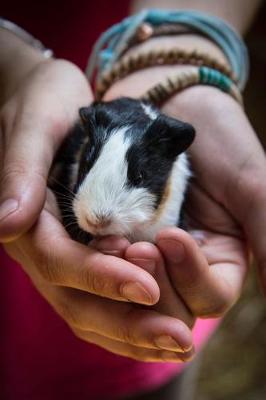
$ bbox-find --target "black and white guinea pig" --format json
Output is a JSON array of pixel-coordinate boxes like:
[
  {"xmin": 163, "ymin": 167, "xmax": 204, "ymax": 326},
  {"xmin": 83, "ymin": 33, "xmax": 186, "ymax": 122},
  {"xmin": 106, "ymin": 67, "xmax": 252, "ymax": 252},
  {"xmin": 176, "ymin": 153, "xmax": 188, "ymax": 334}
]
[{"xmin": 50, "ymin": 97, "xmax": 195, "ymax": 244}]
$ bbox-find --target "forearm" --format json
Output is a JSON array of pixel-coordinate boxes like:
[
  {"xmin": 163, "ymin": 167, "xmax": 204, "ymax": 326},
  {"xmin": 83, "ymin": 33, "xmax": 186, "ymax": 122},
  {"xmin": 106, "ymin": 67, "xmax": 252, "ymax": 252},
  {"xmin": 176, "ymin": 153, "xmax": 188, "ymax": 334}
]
[
  {"xmin": 0, "ymin": 28, "xmax": 46, "ymax": 105},
  {"xmin": 131, "ymin": 0, "xmax": 262, "ymax": 35}
]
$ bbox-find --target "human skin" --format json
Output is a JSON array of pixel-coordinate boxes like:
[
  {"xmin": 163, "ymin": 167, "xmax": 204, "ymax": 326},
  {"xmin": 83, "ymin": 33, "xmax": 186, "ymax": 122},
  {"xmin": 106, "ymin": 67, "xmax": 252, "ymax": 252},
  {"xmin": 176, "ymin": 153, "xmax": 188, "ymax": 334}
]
[
  {"xmin": 0, "ymin": 29, "xmax": 198, "ymax": 362},
  {"xmin": 0, "ymin": 0, "xmax": 265, "ymax": 361}
]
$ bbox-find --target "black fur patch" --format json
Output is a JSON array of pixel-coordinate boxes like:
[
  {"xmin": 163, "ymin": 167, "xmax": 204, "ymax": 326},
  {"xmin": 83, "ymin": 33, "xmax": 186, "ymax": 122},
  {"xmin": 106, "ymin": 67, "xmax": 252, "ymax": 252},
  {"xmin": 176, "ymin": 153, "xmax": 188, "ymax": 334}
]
[{"xmin": 126, "ymin": 113, "xmax": 195, "ymax": 208}]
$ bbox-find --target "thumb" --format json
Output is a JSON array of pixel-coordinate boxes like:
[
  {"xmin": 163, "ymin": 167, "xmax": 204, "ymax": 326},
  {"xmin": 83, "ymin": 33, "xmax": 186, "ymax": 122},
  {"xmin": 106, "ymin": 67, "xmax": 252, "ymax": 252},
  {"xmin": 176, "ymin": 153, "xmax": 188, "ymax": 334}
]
[{"xmin": 0, "ymin": 112, "xmax": 65, "ymax": 242}]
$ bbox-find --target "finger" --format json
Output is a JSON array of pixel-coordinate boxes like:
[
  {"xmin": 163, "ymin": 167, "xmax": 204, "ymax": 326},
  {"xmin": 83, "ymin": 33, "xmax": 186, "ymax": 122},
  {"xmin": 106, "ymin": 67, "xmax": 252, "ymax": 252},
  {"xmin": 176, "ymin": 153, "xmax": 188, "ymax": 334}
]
[
  {"xmin": 72, "ymin": 329, "xmax": 194, "ymax": 363},
  {"xmin": 10, "ymin": 209, "xmax": 160, "ymax": 305},
  {"xmin": 157, "ymin": 227, "xmax": 248, "ymax": 318},
  {"xmin": 90, "ymin": 235, "xmax": 131, "ymax": 257},
  {"xmin": 51, "ymin": 286, "xmax": 193, "ymax": 353},
  {"xmin": 124, "ymin": 241, "xmax": 194, "ymax": 327}
]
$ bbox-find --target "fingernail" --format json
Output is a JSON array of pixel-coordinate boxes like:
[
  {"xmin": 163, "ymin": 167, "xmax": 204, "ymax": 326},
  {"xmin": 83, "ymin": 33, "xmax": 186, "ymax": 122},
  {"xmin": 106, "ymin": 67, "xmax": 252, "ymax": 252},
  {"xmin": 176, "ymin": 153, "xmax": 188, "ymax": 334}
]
[
  {"xmin": 155, "ymin": 335, "xmax": 185, "ymax": 352},
  {"xmin": 91, "ymin": 236, "xmax": 128, "ymax": 252},
  {"xmin": 0, "ymin": 199, "xmax": 19, "ymax": 222},
  {"xmin": 121, "ymin": 282, "xmax": 153, "ymax": 305},
  {"xmin": 159, "ymin": 239, "xmax": 185, "ymax": 263},
  {"xmin": 161, "ymin": 349, "xmax": 194, "ymax": 363}
]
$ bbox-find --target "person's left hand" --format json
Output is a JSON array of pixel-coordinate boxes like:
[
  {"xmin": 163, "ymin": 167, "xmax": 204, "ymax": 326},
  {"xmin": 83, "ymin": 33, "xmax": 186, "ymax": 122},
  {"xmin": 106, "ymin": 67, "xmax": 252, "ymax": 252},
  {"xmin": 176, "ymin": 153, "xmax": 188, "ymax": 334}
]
[{"xmin": 101, "ymin": 68, "xmax": 249, "ymax": 324}]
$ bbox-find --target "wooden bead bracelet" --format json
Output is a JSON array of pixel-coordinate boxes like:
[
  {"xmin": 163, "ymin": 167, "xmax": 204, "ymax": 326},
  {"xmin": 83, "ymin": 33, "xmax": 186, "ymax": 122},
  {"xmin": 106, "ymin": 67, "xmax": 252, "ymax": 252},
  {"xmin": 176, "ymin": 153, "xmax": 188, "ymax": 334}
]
[
  {"xmin": 95, "ymin": 47, "xmax": 235, "ymax": 100},
  {"xmin": 140, "ymin": 66, "xmax": 243, "ymax": 107}
]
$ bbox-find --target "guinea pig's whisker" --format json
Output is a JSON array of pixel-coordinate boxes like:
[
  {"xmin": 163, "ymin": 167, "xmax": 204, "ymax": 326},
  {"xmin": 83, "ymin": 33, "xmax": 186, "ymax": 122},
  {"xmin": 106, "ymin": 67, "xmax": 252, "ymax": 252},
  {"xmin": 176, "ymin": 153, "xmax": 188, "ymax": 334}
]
[
  {"xmin": 57, "ymin": 203, "xmax": 74, "ymax": 209},
  {"xmin": 64, "ymin": 221, "xmax": 79, "ymax": 230},
  {"xmin": 52, "ymin": 194, "xmax": 74, "ymax": 205},
  {"xmin": 61, "ymin": 211, "xmax": 77, "ymax": 217},
  {"xmin": 53, "ymin": 191, "xmax": 74, "ymax": 200},
  {"xmin": 50, "ymin": 177, "xmax": 76, "ymax": 197}
]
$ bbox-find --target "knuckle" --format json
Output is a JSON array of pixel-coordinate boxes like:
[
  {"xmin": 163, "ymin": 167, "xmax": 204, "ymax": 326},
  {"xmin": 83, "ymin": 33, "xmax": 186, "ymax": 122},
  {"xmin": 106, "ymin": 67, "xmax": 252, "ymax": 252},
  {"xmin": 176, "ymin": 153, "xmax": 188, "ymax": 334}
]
[
  {"xmin": 81, "ymin": 261, "xmax": 114, "ymax": 296},
  {"xmin": 37, "ymin": 260, "xmax": 60, "ymax": 283},
  {"xmin": 82, "ymin": 268, "xmax": 106, "ymax": 294},
  {"xmin": 116, "ymin": 323, "xmax": 136, "ymax": 345},
  {"xmin": 35, "ymin": 248, "xmax": 62, "ymax": 284},
  {"xmin": 0, "ymin": 163, "xmax": 27, "ymax": 187},
  {"xmin": 56, "ymin": 299, "xmax": 80, "ymax": 328},
  {"xmin": 116, "ymin": 308, "xmax": 147, "ymax": 346}
]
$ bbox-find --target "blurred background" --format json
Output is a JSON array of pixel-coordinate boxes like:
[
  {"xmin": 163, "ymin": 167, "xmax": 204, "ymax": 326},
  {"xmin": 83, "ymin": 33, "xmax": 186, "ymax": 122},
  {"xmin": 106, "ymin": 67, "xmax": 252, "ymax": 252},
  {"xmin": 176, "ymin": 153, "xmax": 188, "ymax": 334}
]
[{"xmin": 193, "ymin": 4, "xmax": 266, "ymax": 399}]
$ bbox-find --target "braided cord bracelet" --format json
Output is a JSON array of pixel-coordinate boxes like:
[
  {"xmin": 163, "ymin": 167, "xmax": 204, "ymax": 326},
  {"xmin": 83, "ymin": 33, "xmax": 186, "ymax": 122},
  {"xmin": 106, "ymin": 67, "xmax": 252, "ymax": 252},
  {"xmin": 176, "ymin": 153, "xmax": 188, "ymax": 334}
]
[
  {"xmin": 95, "ymin": 47, "xmax": 235, "ymax": 100},
  {"xmin": 140, "ymin": 66, "xmax": 243, "ymax": 106},
  {"xmin": 87, "ymin": 9, "xmax": 249, "ymax": 91}
]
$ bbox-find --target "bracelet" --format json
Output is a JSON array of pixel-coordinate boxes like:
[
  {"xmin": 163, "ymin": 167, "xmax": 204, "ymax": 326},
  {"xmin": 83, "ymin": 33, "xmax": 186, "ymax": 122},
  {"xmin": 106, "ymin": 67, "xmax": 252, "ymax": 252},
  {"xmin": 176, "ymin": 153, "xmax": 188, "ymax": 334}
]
[
  {"xmin": 140, "ymin": 66, "xmax": 243, "ymax": 106},
  {"xmin": 86, "ymin": 9, "xmax": 249, "ymax": 91},
  {"xmin": 95, "ymin": 48, "xmax": 236, "ymax": 100},
  {"xmin": 125, "ymin": 22, "xmax": 194, "ymax": 53},
  {"xmin": 0, "ymin": 18, "xmax": 53, "ymax": 58}
]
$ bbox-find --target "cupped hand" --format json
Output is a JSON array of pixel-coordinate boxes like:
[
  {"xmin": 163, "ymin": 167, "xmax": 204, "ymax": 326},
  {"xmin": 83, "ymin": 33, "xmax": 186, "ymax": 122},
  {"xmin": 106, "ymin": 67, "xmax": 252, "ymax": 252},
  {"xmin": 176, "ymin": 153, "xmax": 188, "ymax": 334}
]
[
  {"xmin": 163, "ymin": 86, "xmax": 264, "ymax": 294},
  {"xmin": 104, "ymin": 69, "xmax": 253, "ymax": 317},
  {"xmin": 0, "ymin": 57, "xmax": 196, "ymax": 362},
  {"xmin": 4, "ymin": 189, "xmax": 194, "ymax": 362}
]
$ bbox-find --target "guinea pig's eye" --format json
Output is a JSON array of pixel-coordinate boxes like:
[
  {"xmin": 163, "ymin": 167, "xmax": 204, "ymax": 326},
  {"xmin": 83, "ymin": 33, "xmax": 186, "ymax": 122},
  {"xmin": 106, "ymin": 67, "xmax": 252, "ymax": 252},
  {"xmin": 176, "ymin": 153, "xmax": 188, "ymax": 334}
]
[
  {"xmin": 132, "ymin": 171, "xmax": 145, "ymax": 186},
  {"xmin": 85, "ymin": 144, "xmax": 95, "ymax": 162}
]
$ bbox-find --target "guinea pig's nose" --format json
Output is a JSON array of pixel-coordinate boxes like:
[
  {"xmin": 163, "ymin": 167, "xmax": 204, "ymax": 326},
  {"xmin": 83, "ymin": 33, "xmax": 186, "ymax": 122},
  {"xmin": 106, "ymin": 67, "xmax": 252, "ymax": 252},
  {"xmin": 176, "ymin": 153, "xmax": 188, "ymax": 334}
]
[{"xmin": 86, "ymin": 214, "xmax": 112, "ymax": 229}]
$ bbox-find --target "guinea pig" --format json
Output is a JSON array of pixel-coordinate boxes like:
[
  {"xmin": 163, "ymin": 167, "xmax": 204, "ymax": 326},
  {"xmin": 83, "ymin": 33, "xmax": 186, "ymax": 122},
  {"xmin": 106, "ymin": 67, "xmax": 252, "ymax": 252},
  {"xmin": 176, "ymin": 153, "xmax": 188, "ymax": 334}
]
[{"xmin": 50, "ymin": 97, "xmax": 195, "ymax": 244}]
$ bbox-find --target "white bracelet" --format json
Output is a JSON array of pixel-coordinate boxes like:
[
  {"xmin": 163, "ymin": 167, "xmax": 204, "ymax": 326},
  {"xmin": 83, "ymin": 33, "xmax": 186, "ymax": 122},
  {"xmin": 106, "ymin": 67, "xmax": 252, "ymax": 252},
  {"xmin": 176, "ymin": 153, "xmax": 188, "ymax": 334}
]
[{"xmin": 0, "ymin": 18, "xmax": 53, "ymax": 58}]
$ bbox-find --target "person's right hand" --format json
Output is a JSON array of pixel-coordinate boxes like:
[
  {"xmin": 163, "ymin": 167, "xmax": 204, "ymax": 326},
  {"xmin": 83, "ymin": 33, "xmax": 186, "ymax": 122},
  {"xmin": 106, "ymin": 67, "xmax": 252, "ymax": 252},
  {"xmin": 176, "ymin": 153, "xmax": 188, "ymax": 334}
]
[{"xmin": 0, "ymin": 58, "xmax": 194, "ymax": 362}]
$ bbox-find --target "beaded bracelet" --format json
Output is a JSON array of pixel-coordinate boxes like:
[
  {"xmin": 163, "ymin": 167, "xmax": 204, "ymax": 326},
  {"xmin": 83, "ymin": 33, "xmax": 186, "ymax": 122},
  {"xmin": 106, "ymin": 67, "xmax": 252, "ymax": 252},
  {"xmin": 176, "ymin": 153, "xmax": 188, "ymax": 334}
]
[
  {"xmin": 126, "ymin": 22, "xmax": 194, "ymax": 52},
  {"xmin": 140, "ymin": 66, "xmax": 243, "ymax": 106},
  {"xmin": 95, "ymin": 47, "xmax": 235, "ymax": 100}
]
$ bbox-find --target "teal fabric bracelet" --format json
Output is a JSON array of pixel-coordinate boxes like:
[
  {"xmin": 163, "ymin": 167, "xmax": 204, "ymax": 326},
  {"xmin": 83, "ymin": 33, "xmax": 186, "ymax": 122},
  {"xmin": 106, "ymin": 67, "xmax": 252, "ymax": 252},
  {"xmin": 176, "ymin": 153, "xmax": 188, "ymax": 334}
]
[
  {"xmin": 86, "ymin": 9, "xmax": 249, "ymax": 91},
  {"xmin": 141, "ymin": 66, "xmax": 243, "ymax": 106}
]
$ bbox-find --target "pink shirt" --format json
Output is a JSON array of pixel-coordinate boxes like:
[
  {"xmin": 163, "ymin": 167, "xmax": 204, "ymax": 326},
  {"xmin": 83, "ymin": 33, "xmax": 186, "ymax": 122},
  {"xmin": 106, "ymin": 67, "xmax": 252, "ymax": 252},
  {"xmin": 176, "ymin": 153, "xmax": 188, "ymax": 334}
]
[{"xmin": 1, "ymin": 1, "xmax": 220, "ymax": 398}]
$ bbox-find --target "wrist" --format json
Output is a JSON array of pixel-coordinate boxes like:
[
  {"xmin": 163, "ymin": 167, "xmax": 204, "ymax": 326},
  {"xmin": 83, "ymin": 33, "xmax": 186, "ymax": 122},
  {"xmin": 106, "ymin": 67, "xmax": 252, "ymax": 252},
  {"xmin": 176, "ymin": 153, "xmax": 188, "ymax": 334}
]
[
  {"xmin": 103, "ymin": 34, "xmax": 233, "ymax": 101},
  {"xmin": 124, "ymin": 34, "xmax": 229, "ymax": 68},
  {"xmin": 0, "ymin": 28, "xmax": 49, "ymax": 105}
]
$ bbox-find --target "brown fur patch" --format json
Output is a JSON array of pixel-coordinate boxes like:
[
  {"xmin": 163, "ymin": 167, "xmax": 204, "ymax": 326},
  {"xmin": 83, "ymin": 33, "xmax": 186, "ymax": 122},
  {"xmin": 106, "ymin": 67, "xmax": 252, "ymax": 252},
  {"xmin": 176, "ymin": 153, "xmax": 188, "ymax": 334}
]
[{"xmin": 151, "ymin": 176, "xmax": 172, "ymax": 223}]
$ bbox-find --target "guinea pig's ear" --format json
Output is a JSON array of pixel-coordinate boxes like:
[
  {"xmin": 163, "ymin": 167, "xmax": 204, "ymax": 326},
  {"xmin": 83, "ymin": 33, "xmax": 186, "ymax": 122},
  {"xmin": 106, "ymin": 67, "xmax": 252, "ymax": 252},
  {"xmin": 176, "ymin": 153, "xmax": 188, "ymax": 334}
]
[
  {"xmin": 145, "ymin": 114, "xmax": 195, "ymax": 158},
  {"xmin": 79, "ymin": 107, "xmax": 96, "ymax": 136}
]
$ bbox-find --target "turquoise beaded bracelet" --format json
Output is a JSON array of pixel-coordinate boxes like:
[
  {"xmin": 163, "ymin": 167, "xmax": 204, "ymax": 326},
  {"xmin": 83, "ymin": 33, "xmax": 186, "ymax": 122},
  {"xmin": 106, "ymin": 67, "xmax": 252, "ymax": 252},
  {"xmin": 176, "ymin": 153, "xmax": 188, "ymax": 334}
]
[{"xmin": 141, "ymin": 66, "xmax": 243, "ymax": 106}]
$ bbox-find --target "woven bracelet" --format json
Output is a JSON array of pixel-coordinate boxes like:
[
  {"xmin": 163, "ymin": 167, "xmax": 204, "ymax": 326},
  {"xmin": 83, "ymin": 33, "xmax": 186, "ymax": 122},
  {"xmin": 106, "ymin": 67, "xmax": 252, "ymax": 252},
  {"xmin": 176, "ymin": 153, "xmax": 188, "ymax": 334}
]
[
  {"xmin": 95, "ymin": 47, "xmax": 235, "ymax": 100},
  {"xmin": 87, "ymin": 9, "xmax": 249, "ymax": 91},
  {"xmin": 140, "ymin": 66, "xmax": 243, "ymax": 106}
]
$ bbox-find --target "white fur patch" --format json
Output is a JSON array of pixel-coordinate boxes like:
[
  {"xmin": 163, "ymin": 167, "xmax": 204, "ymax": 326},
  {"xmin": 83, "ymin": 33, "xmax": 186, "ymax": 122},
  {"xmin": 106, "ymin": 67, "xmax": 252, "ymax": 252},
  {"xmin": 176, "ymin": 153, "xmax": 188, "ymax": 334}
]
[
  {"xmin": 141, "ymin": 103, "xmax": 158, "ymax": 120},
  {"xmin": 131, "ymin": 153, "xmax": 191, "ymax": 242}
]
